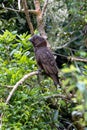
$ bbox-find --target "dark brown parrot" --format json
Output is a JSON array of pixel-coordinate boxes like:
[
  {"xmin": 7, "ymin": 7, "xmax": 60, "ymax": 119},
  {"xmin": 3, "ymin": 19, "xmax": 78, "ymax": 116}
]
[{"xmin": 29, "ymin": 35, "xmax": 60, "ymax": 87}]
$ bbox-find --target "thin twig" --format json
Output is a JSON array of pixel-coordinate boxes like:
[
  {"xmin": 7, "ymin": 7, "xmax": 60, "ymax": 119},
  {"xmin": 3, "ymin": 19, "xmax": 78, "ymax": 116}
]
[
  {"xmin": 44, "ymin": 94, "xmax": 73, "ymax": 103},
  {"xmin": 2, "ymin": 3, "xmax": 38, "ymax": 14},
  {"xmin": 2, "ymin": 3, "xmax": 22, "ymax": 12},
  {"xmin": 55, "ymin": 33, "xmax": 83, "ymax": 49},
  {"xmin": 42, "ymin": 0, "xmax": 48, "ymax": 17}
]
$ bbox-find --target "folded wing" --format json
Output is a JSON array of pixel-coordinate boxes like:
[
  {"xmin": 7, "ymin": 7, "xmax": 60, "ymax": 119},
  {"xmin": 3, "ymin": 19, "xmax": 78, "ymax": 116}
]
[{"xmin": 36, "ymin": 48, "xmax": 58, "ymax": 75}]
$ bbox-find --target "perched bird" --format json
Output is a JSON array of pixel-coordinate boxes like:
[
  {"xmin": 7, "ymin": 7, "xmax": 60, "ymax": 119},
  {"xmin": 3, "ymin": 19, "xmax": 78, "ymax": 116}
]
[{"xmin": 29, "ymin": 35, "xmax": 60, "ymax": 87}]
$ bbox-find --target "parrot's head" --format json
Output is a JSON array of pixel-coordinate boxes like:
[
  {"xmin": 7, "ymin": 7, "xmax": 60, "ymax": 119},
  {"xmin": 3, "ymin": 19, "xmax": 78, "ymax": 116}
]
[{"xmin": 29, "ymin": 35, "xmax": 47, "ymax": 47}]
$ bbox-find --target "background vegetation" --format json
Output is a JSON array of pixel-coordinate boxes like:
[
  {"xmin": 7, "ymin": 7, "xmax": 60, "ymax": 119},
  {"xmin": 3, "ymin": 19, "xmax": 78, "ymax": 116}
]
[{"xmin": 0, "ymin": 0, "xmax": 87, "ymax": 129}]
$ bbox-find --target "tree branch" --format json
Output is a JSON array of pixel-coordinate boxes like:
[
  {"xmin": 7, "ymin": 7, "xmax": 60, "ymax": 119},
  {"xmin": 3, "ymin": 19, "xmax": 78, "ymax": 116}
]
[
  {"xmin": 69, "ymin": 56, "xmax": 87, "ymax": 63},
  {"xmin": 2, "ymin": 3, "xmax": 40, "ymax": 14},
  {"xmin": 45, "ymin": 94, "xmax": 73, "ymax": 102},
  {"xmin": 2, "ymin": 3, "xmax": 22, "ymax": 12},
  {"xmin": 2, "ymin": 1, "xmax": 50, "ymax": 47},
  {"xmin": 55, "ymin": 33, "xmax": 83, "ymax": 49},
  {"xmin": 0, "ymin": 71, "xmax": 40, "ymax": 129},
  {"xmin": 42, "ymin": 0, "xmax": 49, "ymax": 17},
  {"xmin": 22, "ymin": 0, "xmax": 34, "ymax": 35},
  {"xmin": 18, "ymin": 0, "xmax": 21, "ymax": 10},
  {"xmin": 54, "ymin": 52, "xmax": 87, "ymax": 63},
  {"xmin": 6, "ymin": 71, "xmax": 39, "ymax": 104},
  {"xmin": 34, "ymin": 0, "xmax": 45, "ymax": 36},
  {"xmin": 34, "ymin": 0, "xmax": 50, "ymax": 48}
]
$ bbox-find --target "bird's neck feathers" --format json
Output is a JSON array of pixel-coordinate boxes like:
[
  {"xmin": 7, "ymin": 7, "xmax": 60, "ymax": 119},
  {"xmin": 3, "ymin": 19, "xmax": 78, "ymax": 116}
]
[
  {"xmin": 34, "ymin": 42, "xmax": 47, "ymax": 52},
  {"xmin": 35, "ymin": 41, "xmax": 47, "ymax": 48}
]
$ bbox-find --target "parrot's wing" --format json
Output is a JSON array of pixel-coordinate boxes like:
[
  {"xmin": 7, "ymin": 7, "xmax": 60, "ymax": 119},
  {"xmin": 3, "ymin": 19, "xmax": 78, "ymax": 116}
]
[{"xmin": 36, "ymin": 49, "xmax": 58, "ymax": 75}]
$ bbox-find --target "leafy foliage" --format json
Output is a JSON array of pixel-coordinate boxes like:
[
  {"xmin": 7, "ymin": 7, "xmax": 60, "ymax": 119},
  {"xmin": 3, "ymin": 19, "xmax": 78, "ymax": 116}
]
[
  {"xmin": 0, "ymin": 30, "xmax": 87, "ymax": 130},
  {"xmin": 0, "ymin": 0, "xmax": 87, "ymax": 129},
  {"xmin": 45, "ymin": 0, "xmax": 87, "ymax": 47},
  {"xmin": 0, "ymin": 0, "xmax": 35, "ymax": 33}
]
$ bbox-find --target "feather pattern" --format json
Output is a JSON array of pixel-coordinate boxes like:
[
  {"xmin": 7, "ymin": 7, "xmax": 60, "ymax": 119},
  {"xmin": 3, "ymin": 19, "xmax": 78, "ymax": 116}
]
[{"xmin": 29, "ymin": 35, "xmax": 60, "ymax": 86}]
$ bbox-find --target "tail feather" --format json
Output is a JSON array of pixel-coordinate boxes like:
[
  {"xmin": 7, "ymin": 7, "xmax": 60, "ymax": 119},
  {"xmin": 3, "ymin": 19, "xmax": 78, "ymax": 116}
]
[{"xmin": 50, "ymin": 74, "xmax": 61, "ymax": 87}]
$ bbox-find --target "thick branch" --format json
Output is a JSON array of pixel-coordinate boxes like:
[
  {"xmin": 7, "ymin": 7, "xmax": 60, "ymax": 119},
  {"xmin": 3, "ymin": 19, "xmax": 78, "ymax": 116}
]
[
  {"xmin": 6, "ymin": 71, "xmax": 39, "ymax": 104},
  {"xmin": 34, "ymin": 0, "xmax": 50, "ymax": 48},
  {"xmin": 34, "ymin": 0, "xmax": 45, "ymax": 35},
  {"xmin": 22, "ymin": 0, "xmax": 34, "ymax": 35}
]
